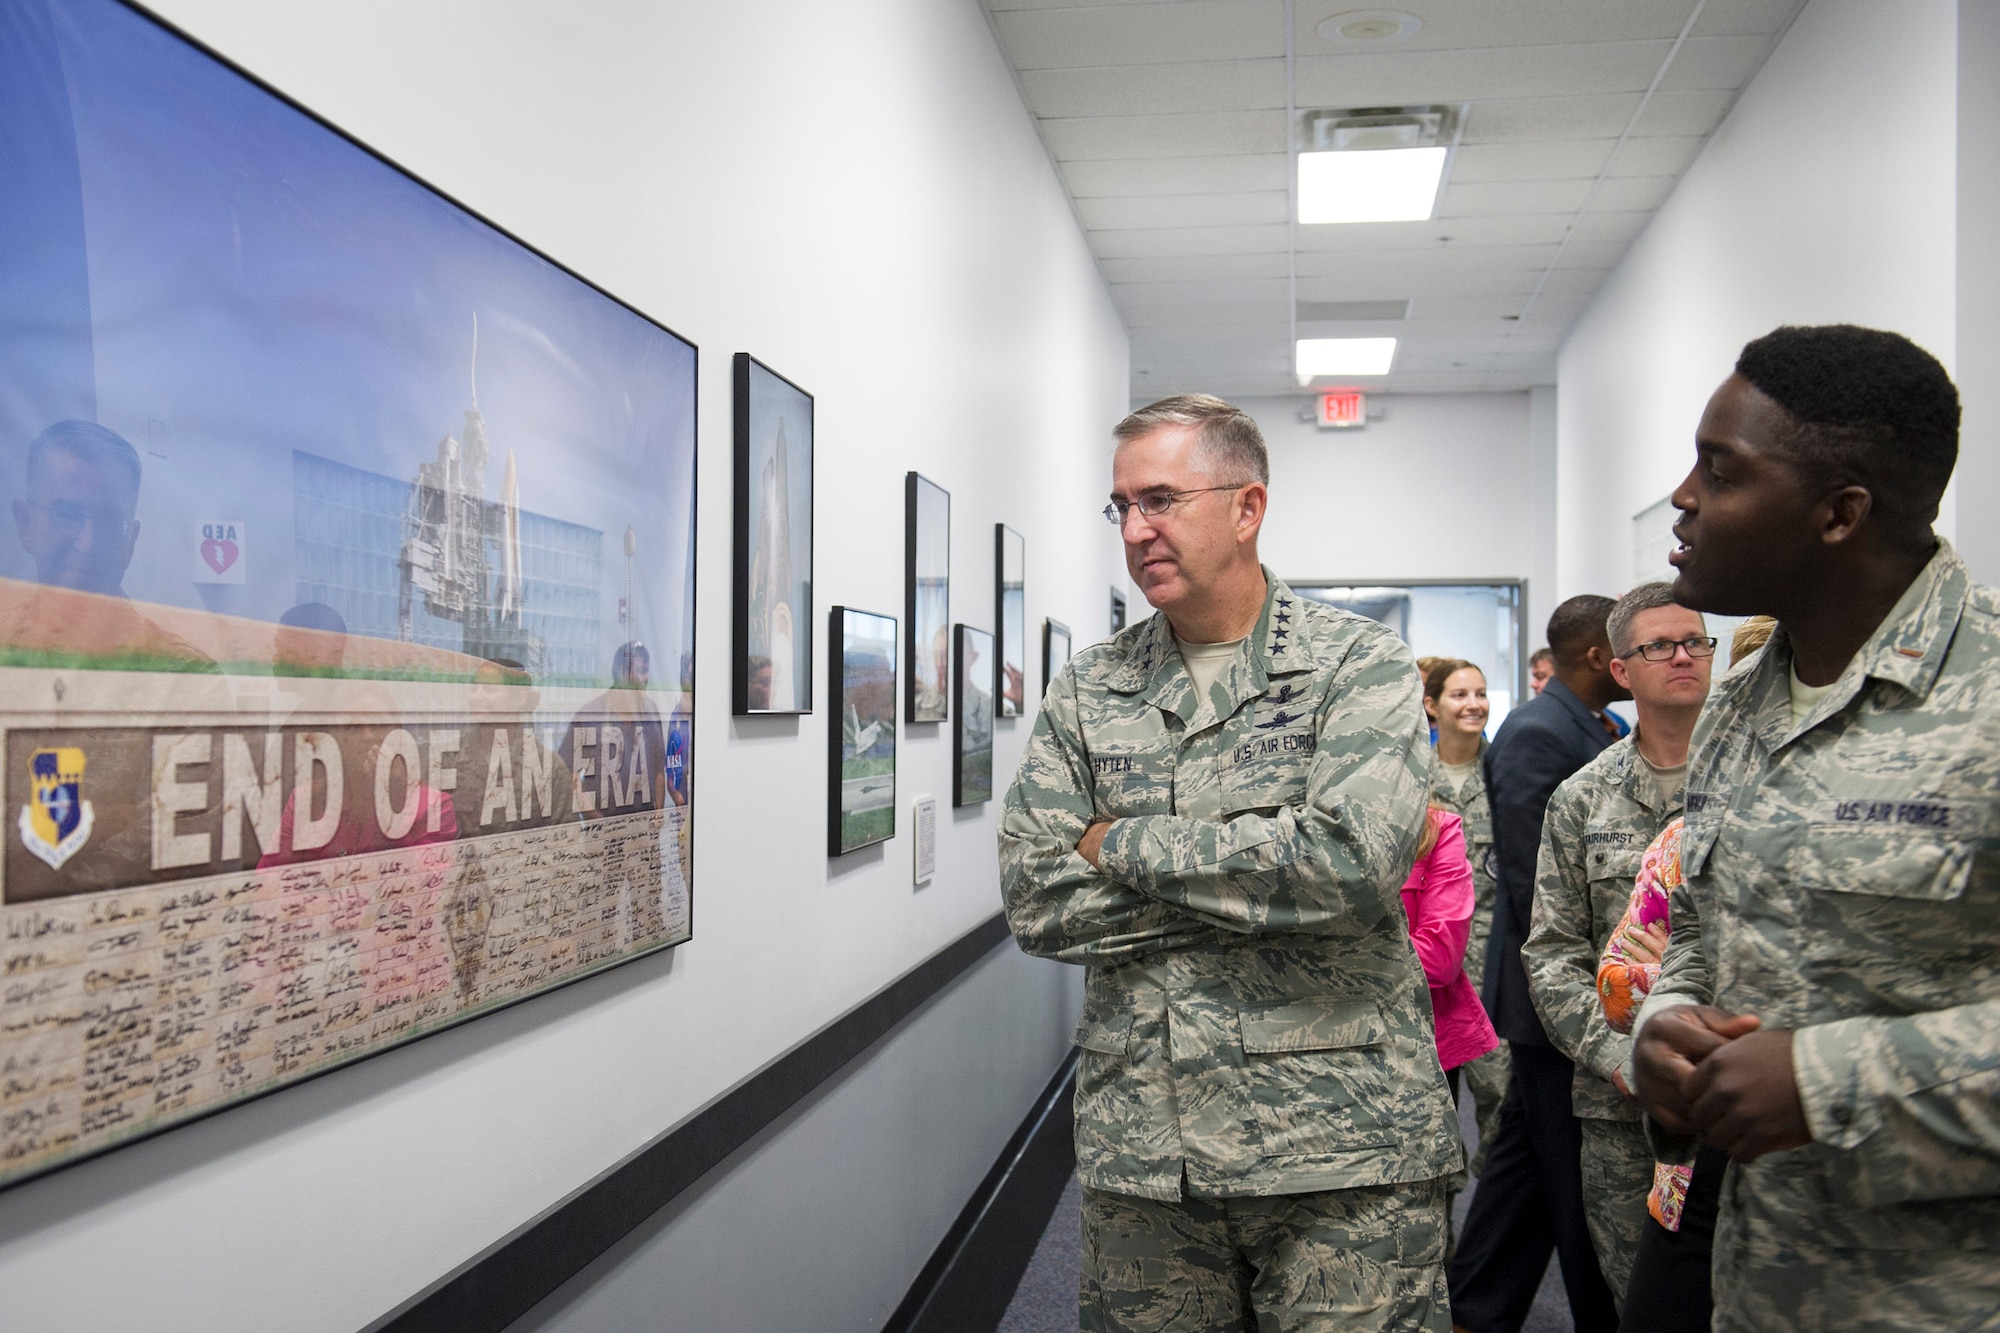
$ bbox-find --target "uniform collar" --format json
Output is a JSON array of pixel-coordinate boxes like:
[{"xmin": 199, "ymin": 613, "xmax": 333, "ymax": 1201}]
[
  {"xmin": 1745, "ymin": 539, "xmax": 1968, "ymax": 746},
  {"xmin": 1106, "ymin": 568, "xmax": 1303, "ymax": 722}
]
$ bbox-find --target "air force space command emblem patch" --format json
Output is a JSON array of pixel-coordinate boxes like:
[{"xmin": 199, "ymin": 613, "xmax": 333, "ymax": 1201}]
[{"xmin": 19, "ymin": 746, "xmax": 94, "ymax": 870}]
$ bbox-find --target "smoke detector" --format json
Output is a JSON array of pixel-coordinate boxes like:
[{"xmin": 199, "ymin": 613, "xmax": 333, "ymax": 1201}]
[{"xmin": 1318, "ymin": 10, "xmax": 1423, "ymax": 48}]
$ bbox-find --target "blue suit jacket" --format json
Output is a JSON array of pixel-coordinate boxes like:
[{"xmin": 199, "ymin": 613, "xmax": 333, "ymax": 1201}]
[{"xmin": 1480, "ymin": 677, "xmax": 1616, "ymax": 1046}]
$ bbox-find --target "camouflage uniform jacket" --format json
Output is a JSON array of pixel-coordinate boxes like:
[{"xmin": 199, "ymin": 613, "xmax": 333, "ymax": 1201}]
[
  {"xmin": 1429, "ymin": 743, "xmax": 1497, "ymax": 995},
  {"xmin": 1649, "ymin": 541, "xmax": 2000, "ymax": 1273},
  {"xmin": 998, "ymin": 572, "xmax": 1463, "ymax": 1201},
  {"xmin": 1523, "ymin": 735, "xmax": 1682, "ymax": 1122}
]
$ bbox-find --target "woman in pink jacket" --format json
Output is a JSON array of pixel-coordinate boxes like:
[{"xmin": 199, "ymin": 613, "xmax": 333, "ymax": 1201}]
[{"xmin": 1401, "ymin": 806, "xmax": 1500, "ymax": 1102}]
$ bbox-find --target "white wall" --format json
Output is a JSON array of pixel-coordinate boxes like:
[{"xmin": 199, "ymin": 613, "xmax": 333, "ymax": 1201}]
[
  {"xmin": 0, "ymin": 2, "xmax": 1123, "ymax": 1329},
  {"xmin": 1556, "ymin": 0, "xmax": 1962, "ymax": 598},
  {"xmin": 1242, "ymin": 388, "xmax": 1559, "ymax": 643}
]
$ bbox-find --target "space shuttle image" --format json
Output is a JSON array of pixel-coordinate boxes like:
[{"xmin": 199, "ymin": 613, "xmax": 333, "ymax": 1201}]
[
  {"xmin": 746, "ymin": 418, "xmax": 795, "ymax": 709},
  {"xmin": 398, "ymin": 315, "xmax": 542, "ymax": 672}
]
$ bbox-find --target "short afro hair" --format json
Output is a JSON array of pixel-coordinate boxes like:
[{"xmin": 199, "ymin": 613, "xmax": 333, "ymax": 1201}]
[
  {"xmin": 1735, "ymin": 325, "xmax": 1959, "ymax": 525},
  {"xmin": 1547, "ymin": 594, "xmax": 1615, "ymax": 666}
]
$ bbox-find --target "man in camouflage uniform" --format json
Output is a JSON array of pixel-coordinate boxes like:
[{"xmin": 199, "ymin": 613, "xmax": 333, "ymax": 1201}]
[
  {"xmin": 1522, "ymin": 582, "xmax": 1713, "ymax": 1304},
  {"xmin": 999, "ymin": 395, "xmax": 1461, "ymax": 1332},
  {"xmin": 1632, "ymin": 326, "xmax": 2000, "ymax": 1331}
]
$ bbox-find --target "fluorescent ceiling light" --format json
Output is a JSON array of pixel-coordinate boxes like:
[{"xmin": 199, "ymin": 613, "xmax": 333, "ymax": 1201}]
[
  {"xmin": 1298, "ymin": 146, "xmax": 1446, "ymax": 224},
  {"xmin": 1296, "ymin": 337, "xmax": 1397, "ymax": 378}
]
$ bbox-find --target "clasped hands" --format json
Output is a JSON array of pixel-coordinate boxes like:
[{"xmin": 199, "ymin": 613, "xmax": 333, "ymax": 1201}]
[{"xmin": 1632, "ymin": 1005, "xmax": 1813, "ymax": 1162}]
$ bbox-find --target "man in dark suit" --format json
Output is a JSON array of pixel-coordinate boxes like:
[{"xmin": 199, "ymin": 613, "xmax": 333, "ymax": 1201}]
[{"xmin": 1449, "ymin": 595, "xmax": 1630, "ymax": 1333}]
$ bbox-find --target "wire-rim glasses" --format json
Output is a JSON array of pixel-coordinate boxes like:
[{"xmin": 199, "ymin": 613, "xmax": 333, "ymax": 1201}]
[{"xmin": 1102, "ymin": 484, "xmax": 1248, "ymax": 526}]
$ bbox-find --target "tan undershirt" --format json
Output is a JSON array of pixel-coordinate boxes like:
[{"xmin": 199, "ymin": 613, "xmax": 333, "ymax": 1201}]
[
  {"xmin": 1436, "ymin": 756, "xmax": 1480, "ymax": 800},
  {"xmin": 1789, "ymin": 663, "xmax": 1837, "ymax": 730},
  {"xmin": 1176, "ymin": 635, "xmax": 1247, "ymax": 697}
]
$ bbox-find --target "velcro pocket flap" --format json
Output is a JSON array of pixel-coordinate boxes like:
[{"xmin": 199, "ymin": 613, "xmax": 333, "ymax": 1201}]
[
  {"xmin": 1239, "ymin": 997, "xmax": 1386, "ymax": 1055},
  {"xmin": 1072, "ymin": 1009, "xmax": 1132, "ymax": 1055}
]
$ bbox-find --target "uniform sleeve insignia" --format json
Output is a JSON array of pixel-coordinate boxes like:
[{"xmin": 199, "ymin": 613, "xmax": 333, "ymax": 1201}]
[{"xmin": 20, "ymin": 746, "xmax": 95, "ymax": 870}]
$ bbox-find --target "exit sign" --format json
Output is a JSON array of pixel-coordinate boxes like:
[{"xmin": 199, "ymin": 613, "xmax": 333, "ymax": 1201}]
[{"xmin": 1316, "ymin": 390, "xmax": 1367, "ymax": 429}]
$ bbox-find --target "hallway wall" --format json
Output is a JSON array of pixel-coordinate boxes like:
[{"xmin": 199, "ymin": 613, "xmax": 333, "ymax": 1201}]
[
  {"xmin": 0, "ymin": 1, "xmax": 1116, "ymax": 1328},
  {"xmin": 1555, "ymin": 0, "xmax": 1965, "ymax": 596},
  {"xmin": 1243, "ymin": 391, "xmax": 1559, "ymax": 649}
]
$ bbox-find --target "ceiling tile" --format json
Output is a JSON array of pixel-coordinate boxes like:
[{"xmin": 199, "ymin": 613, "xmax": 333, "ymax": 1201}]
[
  {"xmin": 1296, "ymin": 268, "xmax": 1540, "ymax": 300},
  {"xmin": 1040, "ymin": 110, "xmax": 1286, "ymax": 160},
  {"xmin": 1462, "ymin": 94, "xmax": 1645, "ymax": 143},
  {"xmin": 1628, "ymin": 88, "xmax": 1736, "ymax": 136},
  {"xmin": 1296, "ymin": 41, "xmax": 1669, "ymax": 106},
  {"xmin": 1439, "ymin": 179, "xmax": 1595, "ymax": 217},
  {"xmin": 1100, "ymin": 253, "xmax": 1293, "ymax": 282},
  {"xmin": 1122, "ymin": 302, "xmax": 1288, "ymax": 329},
  {"xmin": 1535, "ymin": 266, "xmax": 1613, "ymax": 296},
  {"xmin": 1294, "ymin": 0, "xmax": 1698, "ymax": 53},
  {"xmin": 1590, "ymin": 175, "xmax": 1677, "ymax": 212},
  {"xmin": 1658, "ymin": 34, "xmax": 1777, "ymax": 91},
  {"xmin": 1552, "ymin": 240, "xmax": 1633, "ymax": 270},
  {"xmin": 1294, "ymin": 242, "xmax": 1561, "ymax": 275},
  {"xmin": 1019, "ymin": 59, "xmax": 1284, "ymax": 118},
  {"xmin": 1407, "ymin": 295, "xmax": 1534, "ymax": 319},
  {"xmin": 1077, "ymin": 190, "xmax": 1289, "ymax": 229},
  {"xmin": 1113, "ymin": 277, "xmax": 1292, "ymax": 307},
  {"xmin": 992, "ymin": 1, "xmax": 1285, "ymax": 70},
  {"xmin": 1297, "ymin": 212, "xmax": 1575, "ymax": 249},
  {"xmin": 1061, "ymin": 154, "xmax": 1289, "ymax": 198},
  {"xmin": 1691, "ymin": 0, "xmax": 1809, "ymax": 38},
  {"xmin": 1567, "ymin": 211, "xmax": 1652, "ymax": 247},
  {"xmin": 1088, "ymin": 222, "xmax": 1290, "ymax": 258},
  {"xmin": 1449, "ymin": 139, "xmax": 1615, "ymax": 181},
  {"xmin": 1606, "ymin": 135, "xmax": 1705, "ymax": 177}
]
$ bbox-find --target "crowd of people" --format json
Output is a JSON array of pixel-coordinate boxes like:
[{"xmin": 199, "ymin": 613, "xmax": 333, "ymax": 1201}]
[{"xmin": 998, "ymin": 323, "xmax": 1996, "ymax": 1332}]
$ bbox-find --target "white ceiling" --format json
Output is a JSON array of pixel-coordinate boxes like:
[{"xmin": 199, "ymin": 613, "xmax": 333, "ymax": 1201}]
[{"xmin": 983, "ymin": 0, "xmax": 1807, "ymax": 397}]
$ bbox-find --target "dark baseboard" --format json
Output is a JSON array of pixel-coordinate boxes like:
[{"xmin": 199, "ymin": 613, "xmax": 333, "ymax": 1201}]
[
  {"xmin": 365, "ymin": 912, "xmax": 1015, "ymax": 1333},
  {"xmin": 885, "ymin": 1049, "xmax": 1079, "ymax": 1333}
]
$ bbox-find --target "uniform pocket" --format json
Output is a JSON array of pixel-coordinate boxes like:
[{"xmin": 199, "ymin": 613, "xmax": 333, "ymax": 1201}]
[
  {"xmin": 1239, "ymin": 998, "xmax": 1400, "ymax": 1157},
  {"xmin": 1087, "ymin": 751, "xmax": 1174, "ymax": 819},
  {"xmin": 1795, "ymin": 829, "xmax": 1975, "ymax": 902}
]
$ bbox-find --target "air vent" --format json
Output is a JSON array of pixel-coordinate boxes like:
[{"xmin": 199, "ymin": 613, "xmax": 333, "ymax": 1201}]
[
  {"xmin": 1296, "ymin": 299, "xmax": 1410, "ymax": 322},
  {"xmin": 1302, "ymin": 105, "xmax": 1458, "ymax": 152}
]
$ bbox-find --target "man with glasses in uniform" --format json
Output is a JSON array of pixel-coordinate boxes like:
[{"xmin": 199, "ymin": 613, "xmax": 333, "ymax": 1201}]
[
  {"xmin": 1518, "ymin": 583, "xmax": 1714, "ymax": 1311},
  {"xmin": 999, "ymin": 394, "xmax": 1461, "ymax": 1332}
]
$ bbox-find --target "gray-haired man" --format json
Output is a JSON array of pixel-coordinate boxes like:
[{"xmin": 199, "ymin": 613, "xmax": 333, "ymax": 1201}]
[{"xmin": 999, "ymin": 394, "xmax": 1460, "ymax": 1332}]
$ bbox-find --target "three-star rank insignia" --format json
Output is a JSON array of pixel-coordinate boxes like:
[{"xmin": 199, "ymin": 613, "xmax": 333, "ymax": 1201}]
[{"xmin": 19, "ymin": 746, "xmax": 94, "ymax": 871}]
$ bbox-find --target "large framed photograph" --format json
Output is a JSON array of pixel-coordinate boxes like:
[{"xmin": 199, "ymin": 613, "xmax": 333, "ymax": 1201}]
[
  {"xmin": 732, "ymin": 354, "xmax": 812, "ymax": 715},
  {"xmin": 905, "ymin": 473, "xmax": 950, "ymax": 723},
  {"xmin": 1043, "ymin": 618, "xmax": 1072, "ymax": 695},
  {"xmin": 995, "ymin": 525, "xmax": 1025, "ymax": 718},
  {"xmin": 827, "ymin": 607, "xmax": 896, "ymax": 856},
  {"xmin": 953, "ymin": 624, "xmax": 994, "ymax": 807},
  {"xmin": 0, "ymin": 0, "xmax": 696, "ymax": 1190}
]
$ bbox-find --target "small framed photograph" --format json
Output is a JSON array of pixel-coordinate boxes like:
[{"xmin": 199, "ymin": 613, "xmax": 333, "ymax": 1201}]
[
  {"xmin": 953, "ymin": 623, "xmax": 995, "ymax": 807},
  {"xmin": 1043, "ymin": 617, "xmax": 1071, "ymax": 694},
  {"xmin": 733, "ymin": 353, "xmax": 814, "ymax": 714},
  {"xmin": 1109, "ymin": 588, "xmax": 1128, "ymax": 636},
  {"xmin": 995, "ymin": 524, "xmax": 1026, "ymax": 718},
  {"xmin": 905, "ymin": 472, "xmax": 951, "ymax": 723},
  {"xmin": 828, "ymin": 606, "xmax": 897, "ymax": 855}
]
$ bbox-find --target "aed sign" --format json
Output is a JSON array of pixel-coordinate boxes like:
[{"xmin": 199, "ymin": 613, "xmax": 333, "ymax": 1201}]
[
  {"xmin": 192, "ymin": 519, "xmax": 247, "ymax": 583},
  {"xmin": 1316, "ymin": 391, "xmax": 1367, "ymax": 430}
]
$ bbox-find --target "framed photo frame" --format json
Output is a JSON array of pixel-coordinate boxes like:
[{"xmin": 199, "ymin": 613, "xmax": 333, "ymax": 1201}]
[
  {"xmin": 733, "ymin": 353, "xmax": 813, "ymax": 715},
  {"xmin": 1110, "ymin": 588, "xmax": 1129, "ymax": 636},
  {"xmin": 1043, "ymin": 617, "xmax": 1072, "ymax": 695},
  {"xmin": 995, "ymin": 524, "xmax": 1025, "ymax": 718},
  {"xmin": 905, "ymin": 472, "xmax": 950, "ymax": 723},
  {"xmin": 953, "ymin": 623, "xmax": 995, "ymax": 807},
  {"xmin": 827, "ymin": 607, "xmax": 896, "ymax": 856},
  {"xmin": 0, "ymin": 0, "xmax": 697, "ymax": 1191}
]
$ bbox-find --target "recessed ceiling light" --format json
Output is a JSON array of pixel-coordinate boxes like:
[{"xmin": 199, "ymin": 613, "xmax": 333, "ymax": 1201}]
[
  {"xmin": 1296, "ymin": 337, "xmax": 1396, "ymax": 379},
  {"xmin": 1317, "ymin": 10, "xmax": 1422, "ymax": 47},
  {"xmin": 1298, "ymin": 146, "xmax": 1446, "ymax": 224}
]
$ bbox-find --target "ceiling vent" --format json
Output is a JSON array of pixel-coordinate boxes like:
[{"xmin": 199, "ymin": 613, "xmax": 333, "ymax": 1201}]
[
  {"xmin": 1303, "ymin": 105, "xmax": 1459, "ymax": 152},
  {"xmin": 1296, "ymin": 299, "xmax": 1410, "ymax": 322}
]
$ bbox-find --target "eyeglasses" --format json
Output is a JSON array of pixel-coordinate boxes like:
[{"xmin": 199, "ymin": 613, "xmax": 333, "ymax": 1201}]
[
  {"xmin": 25, "ymin": 500, "xmax": 138, "ymax": 541},
  {"xmin": 1621, "ymin": 636, "xmax": 1719, "ymax": 662},
  {"xmin": 1102, "ymin": 484, "xmax": 1248, "ymax": 526}
]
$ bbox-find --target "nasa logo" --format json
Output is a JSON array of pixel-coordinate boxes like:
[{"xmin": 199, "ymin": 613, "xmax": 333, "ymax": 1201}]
[{"xmin": 19, "ymin": 746, "xmax": 95, "ymax": 870}]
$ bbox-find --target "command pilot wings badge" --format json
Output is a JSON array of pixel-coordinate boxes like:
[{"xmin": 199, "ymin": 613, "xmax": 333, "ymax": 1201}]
[{"xmin": 20, "ymin": 746, "xmax": 94, "ymax": 870}]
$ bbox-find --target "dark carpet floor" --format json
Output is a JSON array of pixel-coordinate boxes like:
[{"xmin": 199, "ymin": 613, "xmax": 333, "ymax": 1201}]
[{"xmin": 996, "ymin": 1082, "xmax": 1574, "ymax": 1332}]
